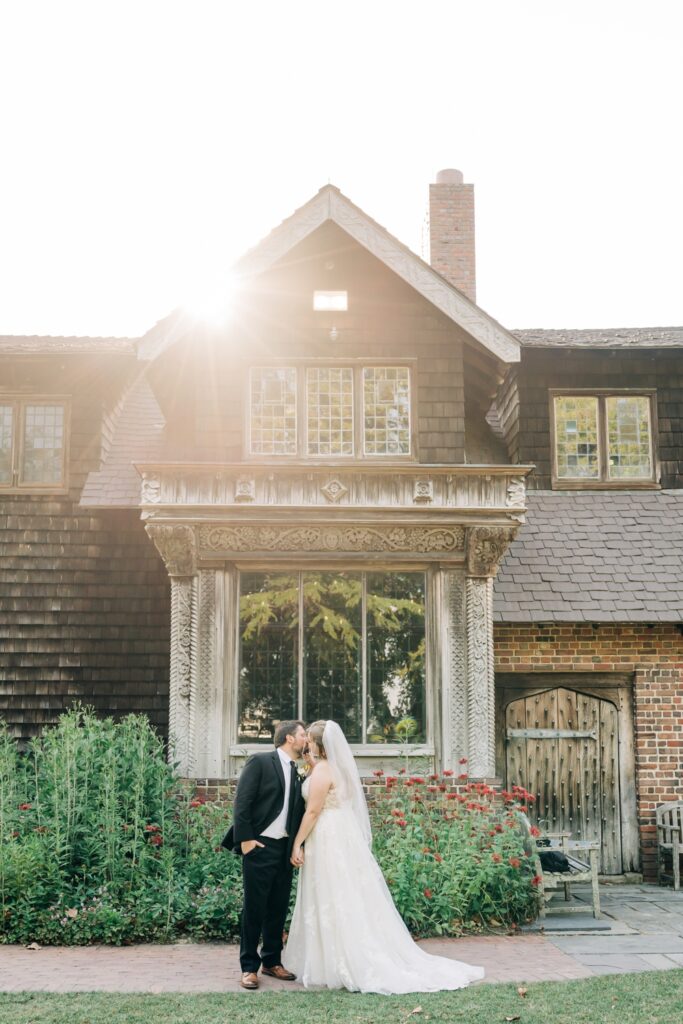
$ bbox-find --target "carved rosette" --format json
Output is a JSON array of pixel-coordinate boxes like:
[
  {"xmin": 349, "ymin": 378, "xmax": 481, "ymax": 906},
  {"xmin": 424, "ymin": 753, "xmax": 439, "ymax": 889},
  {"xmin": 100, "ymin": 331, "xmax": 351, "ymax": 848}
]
[
  {"xmin": 413, "ymin": 479, "xmax": 434, "ymax": 504},
  {"xmin": 466, "ymin": 526, "xmax": 516, "ymax": 577},
  {"xmin": 321, "ymin": 479, "xmax": 349, "ymax": 503},
  {"xmin": 234, "ymin": 478, "xmax": 256, "ymax": 503},
  {"xmin": 145, "ymin": 524, "xmax": 197, "ymax": 577},
  {"xmin": 465, "ymin": 576, "xmax": 495, "ymax": 778},
  {"xmin": 198, "ymin": 523, "xmax": 465, "ymax": 555},
  {"xmin": 141, "ymin": 472, "xmax": 161, "ymax": 504}
]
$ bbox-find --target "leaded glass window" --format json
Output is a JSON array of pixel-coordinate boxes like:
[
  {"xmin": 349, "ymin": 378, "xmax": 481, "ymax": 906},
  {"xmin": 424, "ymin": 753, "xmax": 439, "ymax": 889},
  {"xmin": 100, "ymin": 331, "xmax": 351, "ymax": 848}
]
[
  {"xmin": 306, "ymin": 367, "xmax": 354, "ymax": 456},
  {"xmin": 363, "ymin": 366, "xmax": 411, "ymax": 455},
  {"xmin": 238, "ymin": 570, "xmax": 426, "ymax": 745},
  {"xmin": 0, "ymin": 406, "xmax": 13, "ymax": 484},
  {"xmin": 21, "ymin": 405, "xmax": 65, "ymax": 484},
  {"xmin": 249, "ymin": 367, "xmax": 297, "ymax": 455},
  {"xmin": 0, "ymin": 399, "xmax": 67, "ymax": 489},
  {"xmin": 606, "ymin": 396, "xmax": 652, "ymax": 479},
  {"xmin": 554, "ymin": 396, "xmax": 599, "ymax": 479}
]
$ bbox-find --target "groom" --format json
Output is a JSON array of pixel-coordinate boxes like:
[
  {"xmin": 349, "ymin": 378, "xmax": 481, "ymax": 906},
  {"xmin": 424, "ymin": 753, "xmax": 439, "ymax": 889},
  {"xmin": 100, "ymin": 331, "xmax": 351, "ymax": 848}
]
[{"xmin": 222, "ymin": 719, "xmax": 307, "ymax": 989}]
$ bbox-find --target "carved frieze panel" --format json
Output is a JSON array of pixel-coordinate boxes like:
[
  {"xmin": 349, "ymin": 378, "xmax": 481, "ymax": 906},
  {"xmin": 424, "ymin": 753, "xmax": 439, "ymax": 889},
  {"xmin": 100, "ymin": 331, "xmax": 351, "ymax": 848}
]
[
  {"xmin": 169, "ymin": 576, "xmax": 196, "ymax": 775},
  {"xmin": 198, "ymin": 523, "xmax": 465, "ymax": 555},
  {"xmin": 466, "ymin": 576, "xmax": 495, "ymax": 778},
  {"xmin": 467, "ymin": 526, "xmax": 517, "ymax": 577},
  {"xmin": 146, "ymin": 524, "xmax": 197, "ymax": 577}
]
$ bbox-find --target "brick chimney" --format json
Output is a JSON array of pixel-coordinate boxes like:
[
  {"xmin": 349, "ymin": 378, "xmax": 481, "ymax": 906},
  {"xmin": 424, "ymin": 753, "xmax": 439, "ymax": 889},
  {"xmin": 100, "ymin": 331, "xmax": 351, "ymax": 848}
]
[{"xmin": 429, "ymin": 169, "xmax": 476, "ymax": 302}]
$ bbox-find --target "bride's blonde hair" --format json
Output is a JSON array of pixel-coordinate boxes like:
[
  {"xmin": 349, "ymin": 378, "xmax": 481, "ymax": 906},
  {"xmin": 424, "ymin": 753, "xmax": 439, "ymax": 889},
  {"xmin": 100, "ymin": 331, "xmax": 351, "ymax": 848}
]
[{"xmin": 307, "ymin": 720, "xmax": 328, "ymax": 759}]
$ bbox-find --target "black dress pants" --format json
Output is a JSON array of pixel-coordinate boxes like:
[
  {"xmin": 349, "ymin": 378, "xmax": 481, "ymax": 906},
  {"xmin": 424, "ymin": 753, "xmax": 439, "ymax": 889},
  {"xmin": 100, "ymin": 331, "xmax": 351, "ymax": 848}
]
[{"xmin": 240, "ymin": 836, "xmax": 293, "ymax": 972}]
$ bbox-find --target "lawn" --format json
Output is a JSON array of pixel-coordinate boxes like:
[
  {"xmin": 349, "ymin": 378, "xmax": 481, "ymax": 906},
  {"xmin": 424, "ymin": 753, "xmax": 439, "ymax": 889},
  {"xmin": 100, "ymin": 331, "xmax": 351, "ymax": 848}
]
[{"xmin": 1, "ymin": 972, "xmax": 682, "ymax": 1024}]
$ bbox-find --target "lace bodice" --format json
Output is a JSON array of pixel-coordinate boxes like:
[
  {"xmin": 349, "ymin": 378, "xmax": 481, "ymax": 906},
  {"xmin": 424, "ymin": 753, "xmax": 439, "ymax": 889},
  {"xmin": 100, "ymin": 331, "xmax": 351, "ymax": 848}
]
[{"xmin": 302, "ymin": 774, "xmax": 342, "ymax": 810}]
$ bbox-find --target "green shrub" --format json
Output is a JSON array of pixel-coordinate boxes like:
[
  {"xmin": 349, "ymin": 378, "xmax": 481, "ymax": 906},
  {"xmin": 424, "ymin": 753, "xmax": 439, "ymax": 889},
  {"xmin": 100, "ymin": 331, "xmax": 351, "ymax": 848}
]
[
  {"xmin": 0, "ymin": 709, "xmax": 539, "ymax": 945},
  {"xmin": 370, "ymin": 767, "xmax": 541, "ymax": 935}
]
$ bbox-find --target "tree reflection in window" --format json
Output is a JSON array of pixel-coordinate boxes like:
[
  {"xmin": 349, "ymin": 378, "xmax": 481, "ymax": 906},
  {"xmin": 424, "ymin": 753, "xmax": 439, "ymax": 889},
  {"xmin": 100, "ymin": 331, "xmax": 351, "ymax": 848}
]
[{"xmin": 237, "ymin": 571, "xmax": 426, "ymax": 745}]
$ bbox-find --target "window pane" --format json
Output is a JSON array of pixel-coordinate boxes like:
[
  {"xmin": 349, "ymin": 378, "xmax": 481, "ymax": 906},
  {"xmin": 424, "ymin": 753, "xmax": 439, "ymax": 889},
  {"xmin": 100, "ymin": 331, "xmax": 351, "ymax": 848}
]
[
  {"xmin": 303, "ymin": 572, "xmax": 362, "ymax": 742},
  {"xmin": 0, "ymin": 405, "xmax": 13, "ymax": 484},
  {"xmin": 554, "ymin": 396, "xmax": 599, "ymax": 479},
  {"xmin": 238, "ymin": 573, "xmax": 299, "ymax": 743},
  {"xmin": 249, "ymin": 367, "xmax": 297, "ymax": 455},
  {"xmin": 363, "ymin": 367, "xmax": 411, "ymax": 455},
  {"xmin": 306, "ymin": 367, "xmax": 354, "ymax": 456},
  {"xmin": 20, "ymin": 405, "xmax": 64, "ymax": 484},
  {"xmin": 366, "ymin": 572, "xmax": 426, "ymax": 744},
  {"xmin": 606, "ymin": 396, "xmax": 652, "ymax": 479}
]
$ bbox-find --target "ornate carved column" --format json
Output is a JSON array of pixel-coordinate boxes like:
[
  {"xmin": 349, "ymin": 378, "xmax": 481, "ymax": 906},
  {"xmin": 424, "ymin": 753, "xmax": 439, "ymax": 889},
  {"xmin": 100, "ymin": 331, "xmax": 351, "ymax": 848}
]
[
  {"xmin": 145, "ymin": 524, "xmax": 197, "ymax": 775},
  {"xmin": 440, "ymin": 568, "xmax": 468, "ymax": 767},
  {"xmin": 465, "ymin": 527, "xmax": 516, "ymax": 778}
]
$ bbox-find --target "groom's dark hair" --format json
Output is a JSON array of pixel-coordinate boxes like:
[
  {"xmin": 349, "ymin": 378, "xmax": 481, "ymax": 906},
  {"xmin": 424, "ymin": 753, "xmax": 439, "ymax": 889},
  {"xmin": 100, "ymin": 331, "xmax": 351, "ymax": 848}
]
[{"xmin": 274, "ymin": 720, "xmax": 305, "ymax": 748}]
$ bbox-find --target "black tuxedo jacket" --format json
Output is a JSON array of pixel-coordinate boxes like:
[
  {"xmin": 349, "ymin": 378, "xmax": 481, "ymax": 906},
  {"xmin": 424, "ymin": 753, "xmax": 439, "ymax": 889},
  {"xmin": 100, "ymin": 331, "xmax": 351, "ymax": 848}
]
[{"xmin": 222, "ymin": 750, "xmax": 305, "ymax": 859}]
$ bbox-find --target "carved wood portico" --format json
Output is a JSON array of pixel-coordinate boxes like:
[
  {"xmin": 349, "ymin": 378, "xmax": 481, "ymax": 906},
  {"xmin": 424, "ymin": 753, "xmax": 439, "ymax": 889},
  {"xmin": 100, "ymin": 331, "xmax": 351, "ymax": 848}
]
[{"xmin": 141, "ymin": 463, "xmax": 530, "ymax": 779}]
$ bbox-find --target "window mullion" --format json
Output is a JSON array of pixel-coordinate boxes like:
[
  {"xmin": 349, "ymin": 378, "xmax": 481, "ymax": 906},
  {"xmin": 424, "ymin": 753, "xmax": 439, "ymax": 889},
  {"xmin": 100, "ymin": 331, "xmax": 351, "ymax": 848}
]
[
  {"xmin": 361, "ymin": 574, "xmax": 368, "ymax": 743},
  {"xmin": 297, "ymin": 571, "xmax": 304, "ymax": 720},
  {"xmin": 599, "ymin": 396, "xmax": 608, "ymax": 481}
]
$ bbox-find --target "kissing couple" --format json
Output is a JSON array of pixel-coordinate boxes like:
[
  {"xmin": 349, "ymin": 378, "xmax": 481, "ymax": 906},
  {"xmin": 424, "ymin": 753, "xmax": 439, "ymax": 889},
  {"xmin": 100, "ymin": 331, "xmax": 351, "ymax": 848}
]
[{"xmin": 223, "ymin": 719, "xmax": 484, "ymax": 994}]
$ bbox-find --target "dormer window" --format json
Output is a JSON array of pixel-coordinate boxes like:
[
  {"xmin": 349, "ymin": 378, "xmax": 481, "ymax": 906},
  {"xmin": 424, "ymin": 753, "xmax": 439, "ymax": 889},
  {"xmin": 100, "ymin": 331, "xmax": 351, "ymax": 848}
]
[
  {"xmin": 551, "ymin": 390, "xmax": 657, "ymax": 487},
  {"xmin": 248, "ymin": 363, "xmax": 413, "ymax": 459},
  {"xmin": 0, "ymin": 397, "xmax": 68, "ymax": 491}
]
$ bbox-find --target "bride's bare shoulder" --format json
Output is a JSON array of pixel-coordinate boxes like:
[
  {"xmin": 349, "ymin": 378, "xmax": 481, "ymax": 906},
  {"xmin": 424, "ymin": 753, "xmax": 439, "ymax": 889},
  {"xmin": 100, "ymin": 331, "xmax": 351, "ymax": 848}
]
[{"xmin": 309, "ymin": 760, "xmax": 333, "ymax": 784}]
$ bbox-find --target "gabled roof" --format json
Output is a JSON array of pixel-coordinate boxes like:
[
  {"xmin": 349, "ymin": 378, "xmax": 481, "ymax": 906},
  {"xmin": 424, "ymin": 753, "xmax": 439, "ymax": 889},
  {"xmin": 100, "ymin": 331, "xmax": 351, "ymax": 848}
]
[
  {"xmin": 138, "ymin": 185, "xmax": 520, "ymax": 364},
  {"xmin": 515, "ymin": 326, "xmax": 683, "ymax": 348},
  {"xmin": 493, "ymin": 490, "xmax": 683, "ymax": 622},
  {"xmin": 0, "ymin": 335, "xmax": 136, "ymax": 355}
]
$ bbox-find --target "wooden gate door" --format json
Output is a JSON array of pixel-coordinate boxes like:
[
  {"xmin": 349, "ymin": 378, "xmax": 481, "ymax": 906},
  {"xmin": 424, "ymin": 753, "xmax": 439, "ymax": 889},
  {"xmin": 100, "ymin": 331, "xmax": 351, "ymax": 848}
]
[{"xmin": 505, "ymin": 687, "xmax": 623, "ymax": 874}]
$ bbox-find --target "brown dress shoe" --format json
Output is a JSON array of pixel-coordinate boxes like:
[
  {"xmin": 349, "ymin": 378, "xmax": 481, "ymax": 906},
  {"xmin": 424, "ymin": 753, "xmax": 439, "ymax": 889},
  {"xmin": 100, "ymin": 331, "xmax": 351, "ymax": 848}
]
[
  {"xmin": 261, "ymin": 964, "xmax": 297, "ymax": 981},
  {"xmin": 240, "ymin": 971, "xmax": 259, "ymax": 989}
]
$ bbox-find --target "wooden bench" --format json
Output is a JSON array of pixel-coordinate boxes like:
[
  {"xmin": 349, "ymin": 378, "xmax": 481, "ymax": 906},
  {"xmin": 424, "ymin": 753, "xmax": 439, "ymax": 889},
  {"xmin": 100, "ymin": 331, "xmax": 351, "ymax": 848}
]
[
  {"xmin": 516, "ymin": 816, "xmax": 602, "ymax": 919},
  {"xmin": 656, "ymin": 801, "xmax": 683, "ymax": 891},
  {"xmin": 534, "ymin": 832, "xmax": 602, "ymax": 919}
]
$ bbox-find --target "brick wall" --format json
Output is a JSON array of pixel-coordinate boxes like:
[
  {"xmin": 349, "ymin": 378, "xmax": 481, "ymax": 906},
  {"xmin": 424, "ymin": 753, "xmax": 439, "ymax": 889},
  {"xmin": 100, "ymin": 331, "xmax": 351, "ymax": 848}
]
[
  {"xmin": 0, "ymin": 359, "xmax": 170, "ymax": 743},
  {"xmin": 495, "ymin": 622, "xmax": 683, "ymax": 878},
  {"xmin": 429, "ymin": 174, "xmax": 476, "ymax": 301},
  {"xmin": 516, "ymin": 348, "xmax": 683, "ymax": 489}
]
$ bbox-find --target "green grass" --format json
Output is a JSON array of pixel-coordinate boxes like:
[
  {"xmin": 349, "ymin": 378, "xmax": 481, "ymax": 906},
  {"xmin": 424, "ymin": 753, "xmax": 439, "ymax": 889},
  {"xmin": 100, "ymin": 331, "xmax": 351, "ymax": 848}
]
[{"xmin": 1, "ymin": 972, "xmax": 682, "ymax": 1024}]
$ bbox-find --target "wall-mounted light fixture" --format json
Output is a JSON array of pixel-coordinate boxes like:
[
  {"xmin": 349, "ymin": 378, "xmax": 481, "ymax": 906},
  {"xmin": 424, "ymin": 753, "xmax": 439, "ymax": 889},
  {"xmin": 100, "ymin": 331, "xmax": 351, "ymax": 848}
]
[{"xmin": 313, "ymin": 290, "xmax": 348, "ymax": 312}]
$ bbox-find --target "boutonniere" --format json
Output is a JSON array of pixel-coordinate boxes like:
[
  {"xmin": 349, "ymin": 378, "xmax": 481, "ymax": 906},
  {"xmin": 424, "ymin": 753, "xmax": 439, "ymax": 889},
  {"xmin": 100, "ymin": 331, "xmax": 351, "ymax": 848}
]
[{"xmin": 296, "ymin": 763, "xmax": 310, "ymax": 782}]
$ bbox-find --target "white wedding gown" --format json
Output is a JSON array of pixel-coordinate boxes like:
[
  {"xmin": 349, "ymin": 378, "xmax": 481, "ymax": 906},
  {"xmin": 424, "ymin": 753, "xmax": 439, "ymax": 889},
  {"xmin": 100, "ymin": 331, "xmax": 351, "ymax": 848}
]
[{"xmin": 283, "ymin": 777, "xmax": 485, "ymax": 994}]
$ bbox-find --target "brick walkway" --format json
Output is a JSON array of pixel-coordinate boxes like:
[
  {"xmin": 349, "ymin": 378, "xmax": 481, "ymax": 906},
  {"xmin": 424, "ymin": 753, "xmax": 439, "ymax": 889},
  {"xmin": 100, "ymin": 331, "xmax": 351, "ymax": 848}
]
[
  {"xmin": 0, "ymin": 935, "xmax": 590, "ymax": 992},
  {"xmin": 2, "ymin": 884, "xmax": 682, "ymax": 992}
]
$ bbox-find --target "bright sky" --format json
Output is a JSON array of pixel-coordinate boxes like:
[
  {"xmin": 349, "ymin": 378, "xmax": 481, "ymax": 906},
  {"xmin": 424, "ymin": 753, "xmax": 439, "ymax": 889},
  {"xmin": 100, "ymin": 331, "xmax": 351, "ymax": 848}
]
[{"xmin": 1, "ymin": 0, "xmax": 682, "ymax": 338}]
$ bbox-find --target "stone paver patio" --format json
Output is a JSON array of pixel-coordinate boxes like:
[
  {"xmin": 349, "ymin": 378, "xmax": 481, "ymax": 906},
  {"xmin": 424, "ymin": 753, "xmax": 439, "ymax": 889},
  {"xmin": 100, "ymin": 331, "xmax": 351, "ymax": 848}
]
[{"xmin": 0, "ymin": 884, "xmax": 681, "ymax": 992}]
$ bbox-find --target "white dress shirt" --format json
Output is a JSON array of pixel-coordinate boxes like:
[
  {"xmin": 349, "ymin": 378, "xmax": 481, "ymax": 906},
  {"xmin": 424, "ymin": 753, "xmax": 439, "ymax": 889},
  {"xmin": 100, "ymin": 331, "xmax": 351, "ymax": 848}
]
[{"xmin": 260, "ymin": 746, "xmax": 294, "ymax": 839}]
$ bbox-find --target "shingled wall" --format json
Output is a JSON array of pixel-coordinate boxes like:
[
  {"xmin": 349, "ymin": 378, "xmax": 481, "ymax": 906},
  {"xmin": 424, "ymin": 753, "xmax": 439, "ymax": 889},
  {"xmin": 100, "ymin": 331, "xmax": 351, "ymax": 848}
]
[
  {"xmin": 515, "ymin": 348, "xmax": 683, "ymax": 489},
  {"xmin": 0, "ymin": 361, "xmax": 170, "ymax": 743}
]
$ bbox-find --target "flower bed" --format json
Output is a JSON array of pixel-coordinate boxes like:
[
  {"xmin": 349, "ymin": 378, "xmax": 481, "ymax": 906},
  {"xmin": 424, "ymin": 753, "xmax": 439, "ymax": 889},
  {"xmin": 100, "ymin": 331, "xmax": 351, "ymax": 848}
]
[{"xmin": 0, "ymin": 708, "xmax": 539, "ymax": 944}]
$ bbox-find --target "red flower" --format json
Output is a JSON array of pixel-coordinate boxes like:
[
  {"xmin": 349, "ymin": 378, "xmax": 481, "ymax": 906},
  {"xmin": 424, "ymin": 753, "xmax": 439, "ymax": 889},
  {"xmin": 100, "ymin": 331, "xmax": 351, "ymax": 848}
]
[
  {"xmin": 398, "ymin": 768, "xmax": 406, "ymax": 775},
  {"xmin": 144, "ymin": 823, "xmax": 161, "ymax": 832},
  {"xmin": 189, "ymin": 799, "xmax": 203, "ymax": 808},
  {"xmin": 18, "ymin": 803, "xmax": 31, "ymax": 811},
  {"xmin": 509, "ymin": 857, "xmax": 521, "ymax": 869},
  {"xmin": 459, "ymin": 757, "xmax": 468, "ymax": 764},
  {"xmin": 530, "ymin": 825, "xmax": 541, "ymax": 837},
  {"xmin": 438, "ymin": 784, "xmax": 447, "ymax": 792},
  {"xmin": 149, "ymin": 834, "xmax": 163, "ymax": 846},
  {"xmin": 446, "ymin": 793, "xmax": 458, "ymax": 801},
  {"xmin": 385, "ymin": 776, "xmax": 397, "ymax": 784},
  {"xmin": 442, "ymin": 769, "xmax": 454, "ymax": 777},
  {"xmin": 492, "ymin": 853, "xmax": 502, "ymax": 863},
  {"xmin": 397, "ymin": 819, "xmax": 407, "ymax": 828},
  {"xmin": 423, "ymin": 888, "xmax": 433, "ymax": 899},
  {"xmin": 494, "ymin": 823, "xmax": 503, "ymax": 833},
  {"xmin": 434, "ymin": 853, "xmax": 443, "ymax": 863},
  {"xmin": 429, "ymin": 774, "xmax": 439, "ymax": 781},
  {"xmin": 391, "ymin": 808, "xmax": 403, "ymax": 817},
  {"xmin": 410, "ymin": 777, "xmax": 425, "ymax": 785},
  {"xmin": 458, "ymin": 773, "xmax": 468, "ymax": 781},
  {"xmin": 373, "ymin": 769, "xmax": 384, "ymax": 777},
  {"xmin": 531, "ymin": 874, "xmax": 543, "ymax": 886},
  {"xmin": 422, "ymin": 846, "xmax": 431, "ymax": 854},
  {"xmin": 427, "ymin": 786, "xmax": 438, "ymax": 793}
]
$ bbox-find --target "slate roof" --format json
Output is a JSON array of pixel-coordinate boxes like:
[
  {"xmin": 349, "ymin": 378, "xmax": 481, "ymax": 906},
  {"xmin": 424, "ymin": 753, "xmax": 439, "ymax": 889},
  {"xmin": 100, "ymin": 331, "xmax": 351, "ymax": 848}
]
[
  {"xmin": 514, "ymin": 326, "xmax": 683, "ymax": 348},
  {"xmin": 0, "ymin": 335, "xmax": 136, "ymax": 355},
  {"xmin": 80, "ymin": 374, "xmax": 165, "ymax": 507},
  {"xmin": 494, "ymin": 490, "xmax": 683, "ymax": 622}
]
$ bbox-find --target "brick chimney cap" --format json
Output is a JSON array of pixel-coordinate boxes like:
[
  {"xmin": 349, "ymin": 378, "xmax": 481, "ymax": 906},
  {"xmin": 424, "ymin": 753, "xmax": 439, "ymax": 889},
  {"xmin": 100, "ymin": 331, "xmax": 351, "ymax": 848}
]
[{"xmin": 435, "ymin": 168, "xmax": 464, "ymax": 185}]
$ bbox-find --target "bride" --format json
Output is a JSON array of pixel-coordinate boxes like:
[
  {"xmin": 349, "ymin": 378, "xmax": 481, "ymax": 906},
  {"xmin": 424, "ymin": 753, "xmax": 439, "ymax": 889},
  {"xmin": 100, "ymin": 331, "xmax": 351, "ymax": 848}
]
[{"xmin": 283, "ymin": 720, "xmax": 484, "ymax": 994}]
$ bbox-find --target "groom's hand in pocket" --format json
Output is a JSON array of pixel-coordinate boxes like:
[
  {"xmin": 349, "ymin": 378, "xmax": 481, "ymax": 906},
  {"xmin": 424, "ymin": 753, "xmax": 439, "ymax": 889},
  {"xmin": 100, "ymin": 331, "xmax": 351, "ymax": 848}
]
[{"xmin": 241, "ymin": 839, "xmax": 265, "ymax": 855}]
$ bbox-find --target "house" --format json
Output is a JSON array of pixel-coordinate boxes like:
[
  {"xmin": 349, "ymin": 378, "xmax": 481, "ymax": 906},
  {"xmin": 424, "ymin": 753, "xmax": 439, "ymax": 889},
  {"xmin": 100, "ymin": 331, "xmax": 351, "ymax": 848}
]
[{"xmin": 1, "ymin": 172, "xmax": 681, "ymax": 880}]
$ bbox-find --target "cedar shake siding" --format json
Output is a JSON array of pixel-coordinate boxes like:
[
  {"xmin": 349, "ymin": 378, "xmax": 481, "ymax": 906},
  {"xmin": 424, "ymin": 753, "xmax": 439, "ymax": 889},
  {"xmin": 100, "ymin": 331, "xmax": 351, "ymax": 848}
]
[{"xmin": 0, "ymin": 352, "xmax": 169, "ymax": 742}]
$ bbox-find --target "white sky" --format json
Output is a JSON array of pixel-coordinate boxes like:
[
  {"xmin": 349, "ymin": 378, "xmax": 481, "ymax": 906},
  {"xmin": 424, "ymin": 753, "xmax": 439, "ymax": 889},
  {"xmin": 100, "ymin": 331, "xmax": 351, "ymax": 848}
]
[{"xmin": 1, "ymin": 0, "xmax": 682, "ymax": 338}]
